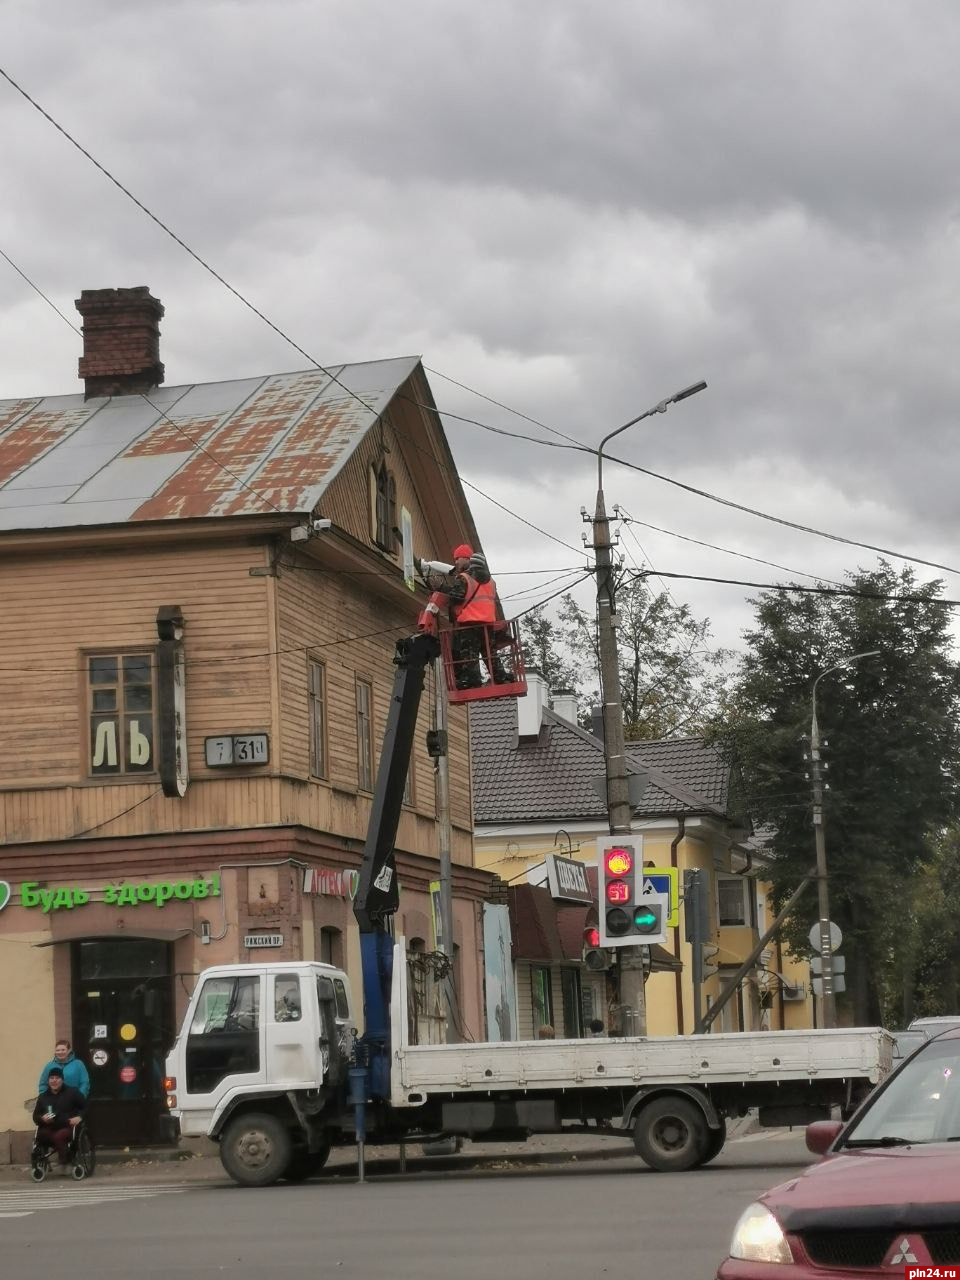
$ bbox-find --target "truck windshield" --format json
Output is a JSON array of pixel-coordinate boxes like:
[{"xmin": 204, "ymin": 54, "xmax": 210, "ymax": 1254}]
[{"xmin": 843, "ymin": 1037, "xmax": 960, "ymax": 1147}]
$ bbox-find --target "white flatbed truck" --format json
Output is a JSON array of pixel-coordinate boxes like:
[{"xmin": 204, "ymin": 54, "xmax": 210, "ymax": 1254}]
[
  {"xmin": 165, "ymin": 948, "xmax": 893, "ymax": 1185},
  {"xmin": 165, "ymin": 629, "xmax": 893, "ymax": 1185}
]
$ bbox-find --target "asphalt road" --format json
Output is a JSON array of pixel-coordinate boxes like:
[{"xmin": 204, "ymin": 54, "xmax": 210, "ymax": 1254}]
[{"xmin": 0, "ymin": 1132, "xmax": 814, "ymax": 1280}]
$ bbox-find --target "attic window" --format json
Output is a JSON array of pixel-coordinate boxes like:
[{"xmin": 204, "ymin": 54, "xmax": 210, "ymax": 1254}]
[{"xmin": 372, "ymin": 461, "xmax": 398, "ymax": 552}]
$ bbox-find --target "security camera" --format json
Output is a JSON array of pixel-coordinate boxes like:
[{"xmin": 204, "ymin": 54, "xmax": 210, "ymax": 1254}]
[
  {"xmin": 311, "ymin": 518, "xmax": 332, "ymax": 532},
  {"xmin": 418, "ymin": 558, "xmax": 455, "ymax": 576}
]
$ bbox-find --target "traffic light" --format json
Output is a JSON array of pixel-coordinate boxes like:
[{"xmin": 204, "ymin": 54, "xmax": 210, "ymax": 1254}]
[
  {"xmin": 582, "ymin": 924, "xmax": 609, "ymax": 972},
  {"xmin": 597, "ymin": 839, "xmax": 668, "ymax": 947}
]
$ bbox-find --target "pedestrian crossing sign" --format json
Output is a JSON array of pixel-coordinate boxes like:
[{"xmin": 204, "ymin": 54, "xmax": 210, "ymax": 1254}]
[{"xmin": 641, "ymin": 867, "xmax": 680, "ymax": 929}]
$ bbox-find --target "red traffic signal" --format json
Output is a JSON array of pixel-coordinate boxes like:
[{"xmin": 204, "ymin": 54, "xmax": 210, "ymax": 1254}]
[
  {"xmin": 604, "ymin": 846, "xmax": 633, "ymax": 877},
  {"xmin": 584, "ymin": 925, "xmax": 600, "ymax": 949}
]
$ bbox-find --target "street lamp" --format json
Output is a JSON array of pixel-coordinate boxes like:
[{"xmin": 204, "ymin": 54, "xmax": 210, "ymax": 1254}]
[
  {"xmin": 592, "ymin": 381, "xmax": 708, "ymax": 837},
  {"xmin": 809, "ymin": 649, "xmax": 880, "ymax": 1028},
  {"xmin": 589, "ymin": 380, "xmax": 706, "ymax": 1039}
]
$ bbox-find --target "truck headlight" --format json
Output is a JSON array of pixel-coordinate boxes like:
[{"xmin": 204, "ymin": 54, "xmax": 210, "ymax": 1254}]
[{"xmin": 729, "ymin": 1202, "xmax": 794, "ymax": 1264}]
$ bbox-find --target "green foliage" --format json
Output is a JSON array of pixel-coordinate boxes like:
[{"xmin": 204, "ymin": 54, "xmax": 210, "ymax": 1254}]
[
  {"xmin": 715, "ymin": 562, "xmax": 960, "ymax": 1023},
  {"xmin": 520, "ymin": 577, "xmax": 729, "ymax": 740},
  {"xmin": 518, "ymin": 606, "xmax": 580, "ymax": 696}
]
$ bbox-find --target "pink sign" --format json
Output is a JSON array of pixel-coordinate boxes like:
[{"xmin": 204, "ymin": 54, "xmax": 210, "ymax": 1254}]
[
  {"xmin": 119, "ymin": 1066, "xmax": 137, "ymax": 1084},
  {"xmin": 303, "ymin": 867, "xmax": 360, "ymax": 900}
]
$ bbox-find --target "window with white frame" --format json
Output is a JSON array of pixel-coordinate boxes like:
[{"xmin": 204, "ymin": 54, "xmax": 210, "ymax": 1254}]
[{"xmin": 717, "ymin": 875, "xmax": 750, "ymax": 927}]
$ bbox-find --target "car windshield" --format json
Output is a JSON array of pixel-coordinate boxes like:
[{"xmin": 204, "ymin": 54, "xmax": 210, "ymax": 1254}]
[{"xmin": 843, "ymin": 1036, "xmax": 960, "ymax": 1146}]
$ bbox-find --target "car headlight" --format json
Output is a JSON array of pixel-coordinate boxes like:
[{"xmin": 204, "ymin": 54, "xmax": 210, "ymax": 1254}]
[{"xmin": 729, "ymin": 1202, "xmax": 794, "ymax": 1264}]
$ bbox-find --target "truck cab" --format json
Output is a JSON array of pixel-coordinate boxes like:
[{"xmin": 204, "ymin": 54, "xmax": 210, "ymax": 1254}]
[{"xmin": 166, "ymin": 961, "xmax": 355, "ymax": 1178}]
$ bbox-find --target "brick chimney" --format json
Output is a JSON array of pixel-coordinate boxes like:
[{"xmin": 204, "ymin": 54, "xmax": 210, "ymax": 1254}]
[{"xmin": 75, "ymin": 286, "xmax": 165, "ymax": 399}]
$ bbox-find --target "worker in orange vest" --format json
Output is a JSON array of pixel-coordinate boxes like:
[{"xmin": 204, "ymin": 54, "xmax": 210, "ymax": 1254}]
[{"xmin": 419, "ymin": 544, "xmax": 511, "ymax": 687}]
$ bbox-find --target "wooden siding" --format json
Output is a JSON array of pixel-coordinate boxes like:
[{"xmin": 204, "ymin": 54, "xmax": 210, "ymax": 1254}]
[
  {"xmin": 319, "ymin": 410, "xmax": 436, "ymax": 565},
  {"xmin": 274, "ymin": 556, "xmax": 474, "ymax": 860},
  {"xmin": 0, "ymin": 540, "xmax": 279, "ymax": 843}
]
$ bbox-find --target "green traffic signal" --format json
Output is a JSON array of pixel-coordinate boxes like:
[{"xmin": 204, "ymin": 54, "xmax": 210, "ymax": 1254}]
[{"xmin": 633, "ymin": 905, "xmax": 661, "ymax": 933}]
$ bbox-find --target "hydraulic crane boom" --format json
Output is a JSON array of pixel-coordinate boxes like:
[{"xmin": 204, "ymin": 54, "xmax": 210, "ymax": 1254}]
[{"xmin": 352, "ymin": 631, "xmax": 439, "ymax": 1100}]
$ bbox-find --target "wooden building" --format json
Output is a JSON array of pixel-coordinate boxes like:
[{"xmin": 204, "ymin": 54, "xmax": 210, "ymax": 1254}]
[{"xmin": 0, "ymin": 286, "xmax": 491, "ymax": 1158}]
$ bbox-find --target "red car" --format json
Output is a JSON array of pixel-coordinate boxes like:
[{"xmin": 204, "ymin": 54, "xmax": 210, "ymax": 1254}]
[{"xmin": 718, "ymin": 1029, "xmax": 960, "ymax": 1278}]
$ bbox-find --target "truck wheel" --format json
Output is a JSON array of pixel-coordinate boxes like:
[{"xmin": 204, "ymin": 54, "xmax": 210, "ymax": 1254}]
[
  {"xmin": 220, "ymin": 1113, "xmax": 293, "ymax": 1187},
  {"xmin": 632, "ymin": 1097, "xmax": 709, "ymax": 1172},
  {"xmin": 700, "ymin": 1118, "xmax": 727, "ymax": 1166},
  {"xmin": 283, "ymin": 1144, "xmax": 331, "ymax": 1182}
]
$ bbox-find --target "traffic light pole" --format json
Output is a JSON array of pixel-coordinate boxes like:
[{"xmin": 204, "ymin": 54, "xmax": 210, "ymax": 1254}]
[
  {"xmin": 590, "ymin": 384, "xmax": 707, "ymax": 1040},
  {"xmin": 592, "ymin": 483, "xmax": 646, "ymax": 1036}
]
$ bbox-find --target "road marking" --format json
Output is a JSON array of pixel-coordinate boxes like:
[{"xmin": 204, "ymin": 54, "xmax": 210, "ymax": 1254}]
[
  {"xmin": 730, "ymin": 1130, "xmax": 799, "ymax": 1143},
  {"xmin": 0, "ymin": 1184, "xmax": 186, "ymax": 1217}
]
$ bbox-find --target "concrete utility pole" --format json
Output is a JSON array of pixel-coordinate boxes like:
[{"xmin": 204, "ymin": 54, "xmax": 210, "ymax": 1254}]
[{"xmin": 590, "ymin": 381, "xmax": 707, "ymax": 1036}]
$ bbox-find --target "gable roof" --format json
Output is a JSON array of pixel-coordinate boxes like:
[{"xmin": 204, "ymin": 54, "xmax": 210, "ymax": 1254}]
[
  {"xmin": 0, "ymin": 357, "xmax": 419, "ymax": 531},
  {"xmin": 470, "ymin": 699, "xmax": 731, "ymax": 825}
]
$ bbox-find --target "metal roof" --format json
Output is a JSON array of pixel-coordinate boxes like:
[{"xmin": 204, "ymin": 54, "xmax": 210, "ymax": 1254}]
[
  {"xmin": 0, "ymin": 356, "xmax": 420, "ymax": 531},
  {"xmin": 470, "ymin": 699, "xmax": 731, "ymax": 825}
]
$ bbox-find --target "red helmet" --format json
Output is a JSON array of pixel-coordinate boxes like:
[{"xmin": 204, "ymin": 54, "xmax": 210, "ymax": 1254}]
[{"xmin": 453, "ymin": 544, "xmax": 474, "ymax": 560}]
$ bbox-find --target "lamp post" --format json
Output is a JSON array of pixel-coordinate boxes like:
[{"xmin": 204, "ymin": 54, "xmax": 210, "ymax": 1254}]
[
  {"xmin": 809, "ymin": 649, "xmax": 880, "ymax": 1028},
  {"xmin": 593, "ymin": 381, "xmax": 707, "ymax": 837},
  {"xmin": 590, "ymin": 380, "xmax": 707, "ymax": 1034}
]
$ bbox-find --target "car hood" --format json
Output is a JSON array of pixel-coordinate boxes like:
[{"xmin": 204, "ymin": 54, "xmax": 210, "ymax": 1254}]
[{"xmin": 764, "ymin": 1147, "xmax": 960, "ymax": 1232}]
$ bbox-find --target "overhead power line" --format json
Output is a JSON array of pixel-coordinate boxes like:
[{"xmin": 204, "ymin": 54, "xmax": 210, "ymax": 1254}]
[
  {"xmin": 8, "ymin": 63, "xmax": 950, "ymax": 587},
  {"xmin": 633, "ymin": 570, "xmax": 960, "ymax": 607}
]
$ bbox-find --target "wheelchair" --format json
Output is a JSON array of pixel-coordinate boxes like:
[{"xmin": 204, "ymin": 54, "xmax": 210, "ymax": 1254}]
[{"xmin": 30, "ymin": 1119, "xmax": 96, "ymax": 1182}]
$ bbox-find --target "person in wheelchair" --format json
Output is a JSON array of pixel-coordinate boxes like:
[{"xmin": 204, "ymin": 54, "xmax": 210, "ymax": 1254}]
[{"xmin": 32, "ymin": 1067, "xmax": 85, "ymax": 1177}]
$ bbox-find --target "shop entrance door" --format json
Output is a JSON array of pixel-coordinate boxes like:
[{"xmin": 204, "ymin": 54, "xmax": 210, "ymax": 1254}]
[{"xmin": 71, "ymin": 938, "xmax": 176, "ymax": 1147}]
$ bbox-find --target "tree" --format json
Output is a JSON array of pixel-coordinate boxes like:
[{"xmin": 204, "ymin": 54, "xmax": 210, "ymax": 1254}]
[
  {"xmin": 715, "ymin": 563, "xmax": 960, "ymax": 1024},
  {"xmin": 518, "ymin": 606, "xmax": 580, "ymax": 696},
  {"xmin": 558, "ymin": 575, "xmax": 731, "ymax": 740}
]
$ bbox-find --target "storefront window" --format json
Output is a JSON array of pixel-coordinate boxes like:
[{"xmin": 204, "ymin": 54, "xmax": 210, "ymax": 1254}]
[
  {"xmin": 78, "ymin": 938, "xmax": 169, "ymax": 980},
  {"xmin": 560, "ymin": 966, "xmax": 583, "ymax": 1038},
  {"xmin": 530, "ymin": 965, "xmax": 553, "ymax": 1035}
]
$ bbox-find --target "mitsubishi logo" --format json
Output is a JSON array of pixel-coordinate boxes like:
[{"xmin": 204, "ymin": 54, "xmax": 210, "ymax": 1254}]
[{"xmin": 888, "ymin": 1238, "xmax": 919, "ymax": 1265}]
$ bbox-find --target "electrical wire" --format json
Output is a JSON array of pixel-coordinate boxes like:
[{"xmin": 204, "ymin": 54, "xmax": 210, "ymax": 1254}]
[
  {"xmin": 616, "ymin": 507, "xmax": 848, "ymax": 589},
  {"xmin": 629, "ymin": 570, "xmax": 960, "ymax": 607},
  {"xmin": 65, "ymin": 786, "xmax": 162, "ymax": 841},
  {"xmin": 0, "ymin": 245, "xmax": 81, "ymax": 335},
  {"xmin": 5, "ymin": 60, "xmax": 956, "ymax": 586},
  {"xmin": 414, "ymin": 383, "xmax": 960, "ymax": 582}
]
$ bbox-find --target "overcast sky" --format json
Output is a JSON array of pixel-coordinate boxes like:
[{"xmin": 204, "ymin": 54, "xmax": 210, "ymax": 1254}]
[{"xmin": 3, "ymin": 0, "xmax": 960, "ymax": 659}]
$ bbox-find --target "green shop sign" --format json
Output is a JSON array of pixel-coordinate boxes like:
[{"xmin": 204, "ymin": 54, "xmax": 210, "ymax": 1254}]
[{"xmin": 11, "ymin": 875, "xmax": 221, "ymax": 914}]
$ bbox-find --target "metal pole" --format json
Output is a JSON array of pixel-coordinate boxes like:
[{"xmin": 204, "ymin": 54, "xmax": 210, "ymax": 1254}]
[
  {"xmin": 809, "ymin": 691, "xmax": 836, "ymax": 1030},
  {"xmin": 591, "ymin": 382, "xmax": 706, "ymax": 1040},
  {"xmin": 593, "ymin": 478, "xmax": 646, "ymax": 1036},
  {"xmin": 689, "ymin": 870, "xmax": 704, "ymax": 1034},
  {"xmin": 434, "ymin": 668, "xmax": 459, "ymax": 1043},
  {"xmin": 697, "ymin": 870, "xmax": 816, "ymax": 1034}
]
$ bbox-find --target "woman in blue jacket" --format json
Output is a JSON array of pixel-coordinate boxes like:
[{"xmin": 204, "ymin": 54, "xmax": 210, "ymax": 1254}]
[{"xmin": 38, "ymin": 1039, "xmax": 90, "ymax": 1098}]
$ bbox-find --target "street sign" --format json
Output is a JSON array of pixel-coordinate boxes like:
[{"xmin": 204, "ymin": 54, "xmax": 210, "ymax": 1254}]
[
  {"xmin": 545, "ymin": 854, "xmax": 592, "ymax": 904},
  {"xmin": 812, "ymin": 975, "xmax": 846, "ymax": 996},
  {"xmin": 810, "ymin": 955, "xmax": 845, "ymax": 976},
  {"xmin": 808, "ymin": 921, "xmax": 842, "ymax": 954},
  {"xmin": 641, "ymin": 867, "xmax": 680, "ymax": 928}
]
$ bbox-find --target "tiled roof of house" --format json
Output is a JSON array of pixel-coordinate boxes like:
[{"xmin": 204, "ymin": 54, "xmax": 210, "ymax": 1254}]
[
  {"xmin": 470, "ymin": 699, "xmax": 731, "ymax": 825},
  {"xmin": 0, "ymin": 357, "xmax": 419, "ymax": 531}
]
